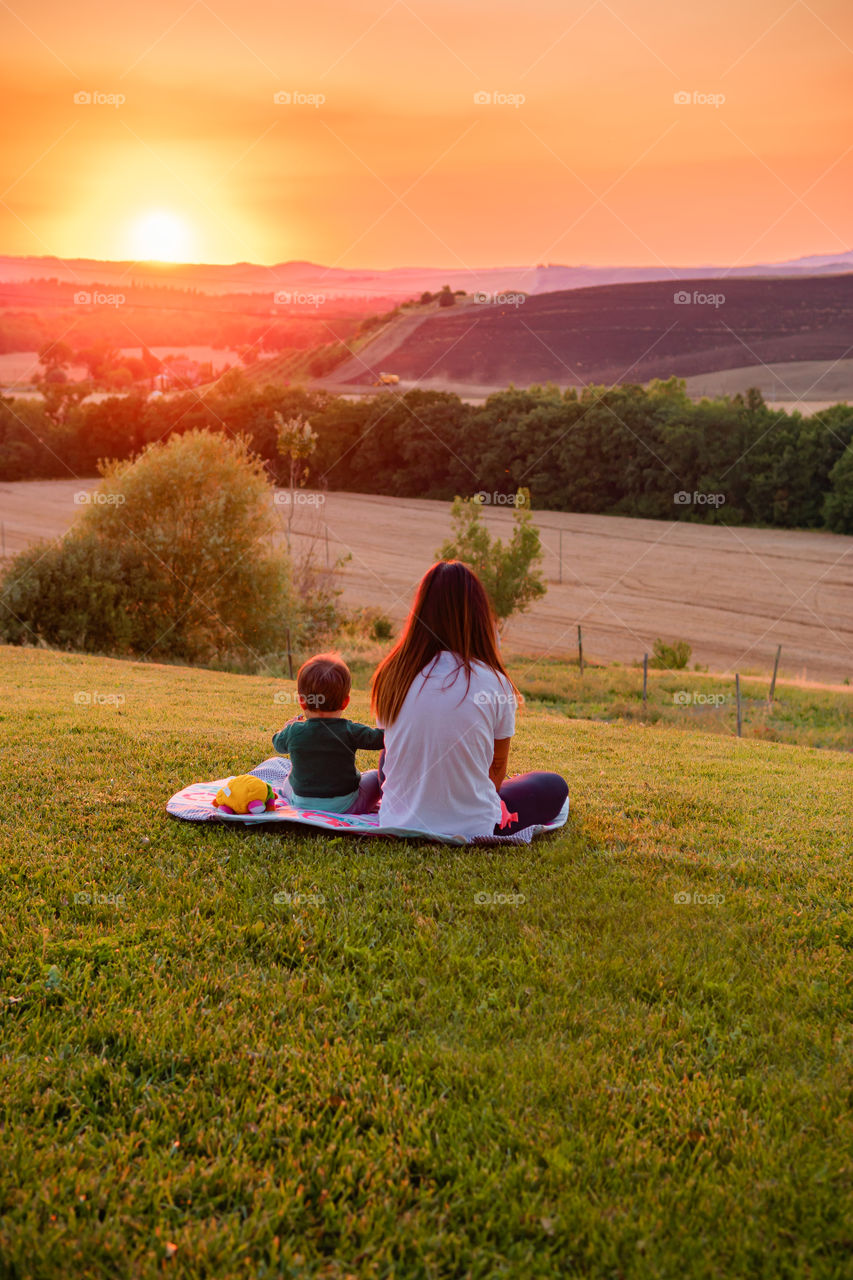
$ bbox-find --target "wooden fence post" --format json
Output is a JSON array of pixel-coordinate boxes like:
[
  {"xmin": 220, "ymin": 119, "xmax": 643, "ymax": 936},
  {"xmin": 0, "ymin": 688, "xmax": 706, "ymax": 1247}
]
[
  {"xmin": 577, "ymin": 625, "xmax": 584, "ymax": 676},
  {"xmin": 769, "ymin": 644, "xmax": 781, "ymax": 704},
  {"xmin": 735, "ymin": 674, "xmax": 742, "ymax": 737},
  {"xmin": 643, "ymin": 653, "xmax": 648, "ymax": 709}
]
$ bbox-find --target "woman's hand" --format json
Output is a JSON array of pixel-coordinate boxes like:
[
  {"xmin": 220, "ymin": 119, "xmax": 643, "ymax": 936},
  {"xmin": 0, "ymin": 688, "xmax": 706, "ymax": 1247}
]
[{"xmin": 489, "ymin": 737, "xmax": 511, "ymax": 792}]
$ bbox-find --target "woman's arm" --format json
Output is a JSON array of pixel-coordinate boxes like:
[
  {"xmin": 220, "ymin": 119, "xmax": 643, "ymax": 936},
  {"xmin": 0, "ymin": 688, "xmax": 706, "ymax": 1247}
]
[{"xmin": 489, "ymin": 737, "xmax": 511, "ymax": 792}]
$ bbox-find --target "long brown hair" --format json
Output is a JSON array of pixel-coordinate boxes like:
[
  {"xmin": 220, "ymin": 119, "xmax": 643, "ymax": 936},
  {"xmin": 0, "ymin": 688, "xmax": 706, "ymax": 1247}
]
[{"xmin": 370, "ymin": 560, "xmax": 517, "ymax": 726}]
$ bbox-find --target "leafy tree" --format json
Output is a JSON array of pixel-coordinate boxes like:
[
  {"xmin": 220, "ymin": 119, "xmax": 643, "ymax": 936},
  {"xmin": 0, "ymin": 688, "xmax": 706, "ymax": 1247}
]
[
  {"xmin": 275, "ymin": 412, "xmax": 318, "ymax": 551},
  {"xmin": 437, "ymin": 492, "xmax": 545, "ymax": 624},
  {"xmin": 823, "ymin": 442, "xmax": 853, "ymax": 533},
  {"xmin": 106, "ymin": 366, "xmax": 134, "ymax": 390},
  {"xmin": 77, "ymin": 341, "xmax": 121, "ymax": 384},
  {"xmin": 352, "ymin": 390, "xmax": 471, "ymax": 498},
  {"xmin": 76, "ymin": 392, "xmax": 152, "ymax": 464},
  {"xmin": 4, "ymin": 379, "xmax": 853, "ymax": 537},
  {"xmin": 40, "ymin": 379, "xmax": 90, "ymax": 426},
  {"xmin": 37, "ymin": 340, "xmax": 74, "ymax": 374},
  {"xmin": 0, "ymin": 395, "xmax": 68, "ymax": 478}
]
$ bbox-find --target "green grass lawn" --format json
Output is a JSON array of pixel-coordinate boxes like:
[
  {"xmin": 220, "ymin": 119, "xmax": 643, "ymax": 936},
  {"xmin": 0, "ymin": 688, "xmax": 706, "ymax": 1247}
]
[{"xmin": 1, "ymin": 645, "xmax": 851, "ymax": 1279}]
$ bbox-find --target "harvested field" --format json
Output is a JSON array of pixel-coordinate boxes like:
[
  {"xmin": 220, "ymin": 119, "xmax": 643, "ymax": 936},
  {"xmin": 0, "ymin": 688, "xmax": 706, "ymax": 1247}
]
[{"xmin": 2, "ymin": 480, "xmax": 851, "ymax": 682}]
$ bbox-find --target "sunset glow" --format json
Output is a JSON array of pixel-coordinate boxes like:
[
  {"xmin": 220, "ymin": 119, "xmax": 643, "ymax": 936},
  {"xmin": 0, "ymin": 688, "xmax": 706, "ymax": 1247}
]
[{"xmin": 0, "ymin": 0, "xmax": 851, "ymax": 267}]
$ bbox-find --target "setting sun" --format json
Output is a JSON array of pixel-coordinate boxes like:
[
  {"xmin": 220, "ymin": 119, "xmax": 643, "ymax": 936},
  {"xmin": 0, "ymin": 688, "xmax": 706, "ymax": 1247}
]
[{"xmin": 128, "ymin": 210, "xmax": 194, "ymax": 263}]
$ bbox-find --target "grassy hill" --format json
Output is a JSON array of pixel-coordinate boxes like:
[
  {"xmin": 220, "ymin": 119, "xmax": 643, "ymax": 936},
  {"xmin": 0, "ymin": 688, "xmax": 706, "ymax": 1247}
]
[
  {"xmin": 330, "ymin": 274, "xmax": 853, "ymax": 390},
  {"xmin": 1, "ymin": 645, "xmax": 851, "ymax": 1278}
]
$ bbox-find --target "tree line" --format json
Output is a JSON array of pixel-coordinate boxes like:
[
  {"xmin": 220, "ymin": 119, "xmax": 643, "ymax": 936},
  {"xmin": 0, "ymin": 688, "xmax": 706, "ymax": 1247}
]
[{"xmin": 2, "ymin": 376, "xmax": 852, "ymax": 532}]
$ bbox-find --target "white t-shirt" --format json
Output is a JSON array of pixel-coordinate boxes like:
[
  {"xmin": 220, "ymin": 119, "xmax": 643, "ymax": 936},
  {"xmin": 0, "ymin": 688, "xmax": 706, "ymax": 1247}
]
[{"xmin": 377, "ymin": 650, "xmax": 516, "ymax": 837}]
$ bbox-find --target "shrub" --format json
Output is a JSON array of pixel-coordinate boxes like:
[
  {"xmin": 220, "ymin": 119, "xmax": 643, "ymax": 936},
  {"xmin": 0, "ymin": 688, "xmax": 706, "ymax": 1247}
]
[
  {"xmin": 1, "ymin": 430, "xmax": 294, "ymax": 663},
  {"xmin": 371, "ymin": 613, "xmax": 393, "ymax": 642},
  {"xmin": 650, "ymin": 638, "xmax": 692, "ymax": 670},
  {"xmin": 334, "ymin": 608, "xmax": 396, "ymax": 656},
  {"xmin": 0, "ymin": 535, "xmax": 160, "ymax": 653}
]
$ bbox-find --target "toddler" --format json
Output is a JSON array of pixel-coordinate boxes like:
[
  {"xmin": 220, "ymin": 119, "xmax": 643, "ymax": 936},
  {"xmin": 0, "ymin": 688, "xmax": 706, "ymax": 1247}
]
[{"xmin": 273, "ymin": 653, "xmax": 384, "ymax": 814}]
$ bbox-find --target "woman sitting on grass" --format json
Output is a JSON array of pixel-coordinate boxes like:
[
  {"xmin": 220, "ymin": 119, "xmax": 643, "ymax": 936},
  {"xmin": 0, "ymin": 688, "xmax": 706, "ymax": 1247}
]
[{"xmin": 371, "ymin": 560, "xmax": 568, "ymax": 838}]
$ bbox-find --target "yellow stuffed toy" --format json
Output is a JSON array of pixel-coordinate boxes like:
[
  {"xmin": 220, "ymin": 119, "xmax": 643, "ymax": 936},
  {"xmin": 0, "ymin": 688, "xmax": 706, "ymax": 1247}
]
[{"xmin": 213, "ymin": 775, "xmax": 275, "ymax": 815}]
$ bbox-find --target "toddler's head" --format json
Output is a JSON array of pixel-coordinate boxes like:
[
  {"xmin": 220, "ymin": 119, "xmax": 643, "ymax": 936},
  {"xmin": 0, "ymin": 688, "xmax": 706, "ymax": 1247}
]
[{"xmin": 297, "ymin": 652, "xmax": 351, "ymax": 717}]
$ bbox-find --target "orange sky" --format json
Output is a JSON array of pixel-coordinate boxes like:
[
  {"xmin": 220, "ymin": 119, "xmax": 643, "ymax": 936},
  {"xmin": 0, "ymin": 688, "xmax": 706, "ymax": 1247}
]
[{"xmin": 1, "ymin": 0, "xmax": 851, "ymax": 268}]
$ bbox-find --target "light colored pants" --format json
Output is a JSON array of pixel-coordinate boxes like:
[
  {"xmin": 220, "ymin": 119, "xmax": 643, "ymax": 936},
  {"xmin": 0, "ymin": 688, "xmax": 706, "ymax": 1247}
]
[{"xmin": 284, "ymin": 770, "xmax": 382, "ymax": 815}]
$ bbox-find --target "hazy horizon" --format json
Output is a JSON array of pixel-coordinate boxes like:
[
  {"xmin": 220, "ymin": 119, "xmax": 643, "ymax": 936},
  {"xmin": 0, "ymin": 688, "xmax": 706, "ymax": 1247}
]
[{"xmin": 3, "ymin": 245, "xmax": 853, "ymax": 273}]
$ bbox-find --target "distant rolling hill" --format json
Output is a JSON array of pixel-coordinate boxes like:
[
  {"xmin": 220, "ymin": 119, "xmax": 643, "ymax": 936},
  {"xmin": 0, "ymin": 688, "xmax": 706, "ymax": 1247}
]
[
  {"xmin": 329, "ymin": 273, "xmax": 853, "ymax": 390},
  {"xmin": 2, "ymin": 248, "xmax": 852, "ymax": 300}
]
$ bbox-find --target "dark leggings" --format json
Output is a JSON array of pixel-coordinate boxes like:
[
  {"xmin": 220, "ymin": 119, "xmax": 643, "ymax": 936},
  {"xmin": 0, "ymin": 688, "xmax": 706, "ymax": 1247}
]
[
  {"xmin": 348, "ymin": 769, "xmax": 382, "ymax": 814},
  {"xmin": 496, "ymin": 771, "xmax": 569, "ymax": 834}
]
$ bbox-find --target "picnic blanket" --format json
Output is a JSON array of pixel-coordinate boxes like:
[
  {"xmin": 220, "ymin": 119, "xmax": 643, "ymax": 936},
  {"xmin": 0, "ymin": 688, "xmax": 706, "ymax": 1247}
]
[{"xmin": 166, "ymin": 756, "xmax": 569, "ymax": 846}]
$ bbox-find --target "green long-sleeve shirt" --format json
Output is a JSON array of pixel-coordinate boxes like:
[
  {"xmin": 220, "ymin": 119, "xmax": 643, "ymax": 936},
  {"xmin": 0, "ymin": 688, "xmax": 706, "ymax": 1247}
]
[{"xmin": 272, "ymin": 717, "xmax": 384, "ymax": 798}]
